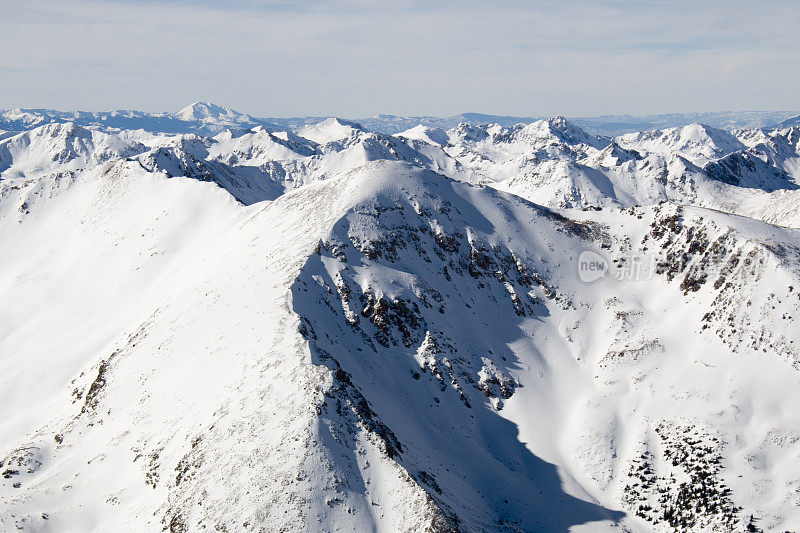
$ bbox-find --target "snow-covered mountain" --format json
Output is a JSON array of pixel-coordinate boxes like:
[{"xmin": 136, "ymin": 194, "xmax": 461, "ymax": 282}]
[
  {"xmin": 616, "ymin": 124, "xmax": 745, "ymax": 167},
  {"xmin": 779, "ymin": 114, "xmax": 800, "ymax": 128},
  {"xmin": 0, "ymin": 102, "xmax": 279, "ymax": 137},
  {"xmin": 427, "ymin": 118, "xmax": 800, "ymax": 228},
  {"xmin": 346, "ymin": 111, "xmax": 800, "ymax": 136},
  {"xmin": 2, "ymin": 106, "xmax": 800, "ymax": 532},
  {"xmin": 173, "ymin": 101, "xmax": 255, "ymax": 125},
  {"xmin": 3, "ymin": 104, "xmax": 797, "ymax": 137}
]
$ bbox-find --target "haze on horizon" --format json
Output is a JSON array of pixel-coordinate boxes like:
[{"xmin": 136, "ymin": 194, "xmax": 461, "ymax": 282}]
[{"xmin": 2, "ymin": 0, "xmax": 798, "ymax": 118}]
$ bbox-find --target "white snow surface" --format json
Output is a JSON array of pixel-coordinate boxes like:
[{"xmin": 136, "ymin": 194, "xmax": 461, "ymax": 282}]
[{"xmin": 2, "ymin": 110, "xmax": 800, "ymax": 532}]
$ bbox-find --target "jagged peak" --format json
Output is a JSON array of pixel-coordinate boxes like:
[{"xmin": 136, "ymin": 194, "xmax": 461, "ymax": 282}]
[
  {"xmin": 549, "ymin": 115, "xmax": 571, "ymax": 128},
  {"xmin": 515, "ymin": 116, "xmax": 606, "ymax": 149},
  {"xmin": 448, "ymin": 122, "xmax": 491, "ymax": 142}
]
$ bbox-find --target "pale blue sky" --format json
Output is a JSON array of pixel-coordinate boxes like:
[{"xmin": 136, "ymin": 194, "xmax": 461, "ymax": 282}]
[{"xmin": 1, "ymin": 0, "xmax": 798, "ymax": 117}]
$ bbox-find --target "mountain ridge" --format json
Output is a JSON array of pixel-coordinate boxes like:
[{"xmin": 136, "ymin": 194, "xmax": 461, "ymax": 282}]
[
  {"xmin": 2, "ymin": 105, "xmax": 800, "ymax": 531},
  {"xmin": 2, "ymin": 103, "xmax": 798, "ymax": 137}
]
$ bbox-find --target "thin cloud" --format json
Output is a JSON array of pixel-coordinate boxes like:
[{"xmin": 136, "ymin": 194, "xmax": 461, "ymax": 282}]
[{"xmin": 1, "ymin": 0, "xmax": 797, "ymax": 116}]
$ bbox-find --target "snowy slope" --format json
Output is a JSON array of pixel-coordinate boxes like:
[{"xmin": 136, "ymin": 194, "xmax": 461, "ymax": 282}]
[
  {"xmin": 0, "ymin": 122, "xmax": 144, "ymax": 179},
  {"xmin": 396, "ymin": 125, "xmax": 450, "ymax": 147},
  {"xmin": 2, "ymin": 112, "xmax": 800, "ymax": 532},
  {"xmin": 174, "ymin": 101, "xmax": 254, "ymax": 124},
  {"xmin": 779, "ymin": 115, "xmax": 800, "ymax": 128},
  {"xmin": 293, "ymin": 164, "xmax": 800, "ymax": 531},
  {"xmin": 0, "ymin": 160, "xmax": 462, "ymax": 532},
  {"xmin": 616, "ymin": 124, "xmax": 745, "ymax": 167},
  {"xmin": 432, "ymin": 119, "xmax": 800, "ymax": 227}
]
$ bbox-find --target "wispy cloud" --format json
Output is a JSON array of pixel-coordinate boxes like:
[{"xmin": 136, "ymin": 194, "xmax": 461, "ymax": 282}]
[{"xmin": 1, "ymin": 0, "xmax": 798, "ymax": 116}]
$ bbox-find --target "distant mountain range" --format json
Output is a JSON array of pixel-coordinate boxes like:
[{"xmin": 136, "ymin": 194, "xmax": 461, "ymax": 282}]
[
  {"xmin": 1, "ymin": 101, "xmax": 798, "ymax": 136},
  {"xmin": 353, "ymin": 110, "xmax": 800, "ymax": 136}
]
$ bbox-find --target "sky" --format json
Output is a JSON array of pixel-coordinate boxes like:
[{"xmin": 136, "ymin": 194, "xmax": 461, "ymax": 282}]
[{"xmin": 1, "ymin": 0, "xmax": 798, "ymax": 118}]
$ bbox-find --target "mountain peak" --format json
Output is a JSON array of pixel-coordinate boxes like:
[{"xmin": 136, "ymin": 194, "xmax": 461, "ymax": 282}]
[
  {"xmin": 395, "ymin": 124, "xmax": 449, "ymax": 146},
  {"xmin": 547, "ymin": 115, "xmax": 587, "ymax": 135},
  {"xmin": 616, "ymin": 122, "xmax": 745, "ymax": 166},
  {"xmin": 175, "ymin": 101, "xmax": 248, "ymax": 122},
  {"xmin": 516, "ymin": 116, "xmax": 606, "ymax": 149},
  {"xmin": 295, "ymin": 117, "xmax": 364, "ymax": 145}
]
